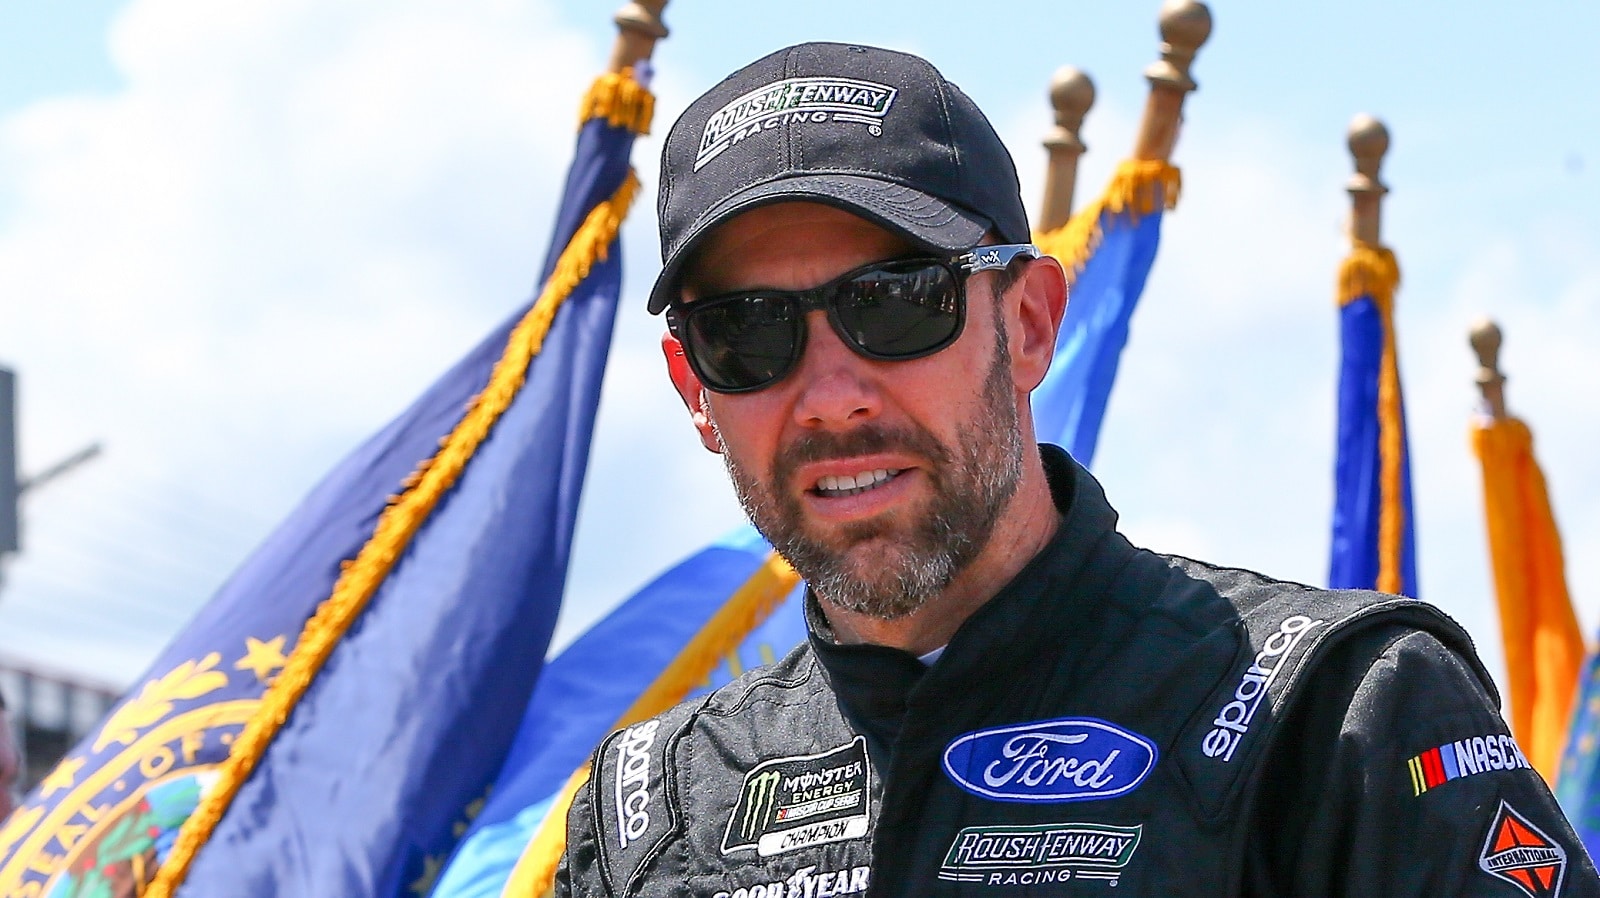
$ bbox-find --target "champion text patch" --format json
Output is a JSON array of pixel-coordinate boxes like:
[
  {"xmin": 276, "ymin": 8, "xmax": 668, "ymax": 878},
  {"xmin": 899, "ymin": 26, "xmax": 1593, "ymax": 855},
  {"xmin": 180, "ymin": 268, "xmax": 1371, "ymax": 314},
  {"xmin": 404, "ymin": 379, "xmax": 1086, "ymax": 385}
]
[
  {"xmin": 722, "ymin": 737, "xmax": 871, "ymax": 857},
  {"xmin": 1407, "ymin": 732, "xmax": 1531, "ymax": 795},
  {"xmin": 1479, "ymin": 801, "xmax": 1567, "ymax": 898}
]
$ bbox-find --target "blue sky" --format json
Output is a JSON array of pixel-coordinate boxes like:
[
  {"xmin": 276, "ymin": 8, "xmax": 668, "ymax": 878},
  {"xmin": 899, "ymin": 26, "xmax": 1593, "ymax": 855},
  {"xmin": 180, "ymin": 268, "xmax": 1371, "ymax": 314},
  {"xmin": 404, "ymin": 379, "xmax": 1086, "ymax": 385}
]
[{"xmin": 2, "ymin": 0, "xmax": 1598, "ymax": 697}]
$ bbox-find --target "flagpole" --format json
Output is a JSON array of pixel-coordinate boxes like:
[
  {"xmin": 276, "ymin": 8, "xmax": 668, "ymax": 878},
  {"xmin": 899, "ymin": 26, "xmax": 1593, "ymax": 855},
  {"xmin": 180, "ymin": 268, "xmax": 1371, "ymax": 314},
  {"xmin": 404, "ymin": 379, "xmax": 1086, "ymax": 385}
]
[
  {"xmin": 1039, "ymin": 67, "xmax": 1094, "ymax": 233},
  {"xmin": 1470, "ymin": 318, "xmax": 1509, "ymax": 420},
  {"xmin": 608, "ymin": 0, "xmax": 669, "ymax": 74},
  {"xmin": 1133, "ymin": 0, "xmax": 1212, "ymax": 163},
  {"xmin": 1347, "ymin": 114, "xmax": 1390, "ymax": 245}
]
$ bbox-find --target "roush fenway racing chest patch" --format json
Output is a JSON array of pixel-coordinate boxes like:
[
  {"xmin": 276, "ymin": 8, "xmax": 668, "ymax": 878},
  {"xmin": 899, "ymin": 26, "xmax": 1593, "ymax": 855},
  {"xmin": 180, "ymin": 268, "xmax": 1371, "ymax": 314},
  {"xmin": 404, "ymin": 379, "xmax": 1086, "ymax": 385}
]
[
  {"xmin": 1479, "ymin": 800, "xmax": 1567, "ymax": 898},
  {"xmin": 722, "ymin": 737, "xmax": 871, "ymax": 858}
]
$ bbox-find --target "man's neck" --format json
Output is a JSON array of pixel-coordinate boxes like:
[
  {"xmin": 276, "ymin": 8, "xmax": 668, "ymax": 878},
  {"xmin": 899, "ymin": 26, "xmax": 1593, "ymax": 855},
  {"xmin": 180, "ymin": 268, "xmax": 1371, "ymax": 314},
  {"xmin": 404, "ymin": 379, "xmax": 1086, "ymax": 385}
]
[{"xmin": 819, "ymin": 455, "xmax": 1063, "ymax": 656}]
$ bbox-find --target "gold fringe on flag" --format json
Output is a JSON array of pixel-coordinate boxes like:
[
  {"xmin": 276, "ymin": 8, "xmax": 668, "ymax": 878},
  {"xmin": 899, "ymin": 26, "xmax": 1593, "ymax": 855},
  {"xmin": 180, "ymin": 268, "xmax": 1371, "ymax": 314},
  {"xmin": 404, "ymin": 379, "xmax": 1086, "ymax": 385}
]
[
  {"xmin": 501, "ymin": 552, "xmax": 800, "ymax": 898},
  {"xmin": 1033, "ymin": 159, "xmax": 1181, "ymax": 279},
  {"xmin": 1337, "ymin": 242, "xmax": 1408, "ymax": 595},
  {"xmin": 142, "ymin": 169, "xmax": 644, "ymax": 898},
  {"xmin": 577, "ymin": 68, "xmax": 655, "ymax": 134}
]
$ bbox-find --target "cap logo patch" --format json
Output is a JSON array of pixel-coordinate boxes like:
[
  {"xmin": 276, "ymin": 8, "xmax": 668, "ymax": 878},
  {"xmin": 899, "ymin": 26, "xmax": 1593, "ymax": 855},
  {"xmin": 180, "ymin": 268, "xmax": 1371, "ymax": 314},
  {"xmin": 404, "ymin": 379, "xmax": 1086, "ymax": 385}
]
[
  {"xmin": 696, "ymin": 77, "xmax": 897, "ymax": 171},
  {"xmin": 1479, "ymin": 801, "xmax": 1567, "ymax": 898}
]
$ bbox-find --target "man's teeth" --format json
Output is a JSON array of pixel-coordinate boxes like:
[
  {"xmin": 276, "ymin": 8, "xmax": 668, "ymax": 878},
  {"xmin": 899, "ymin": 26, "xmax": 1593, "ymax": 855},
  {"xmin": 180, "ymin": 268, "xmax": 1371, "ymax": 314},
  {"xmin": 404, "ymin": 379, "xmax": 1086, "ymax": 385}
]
[{"xmin": 815, "ymin": 469, "xmax": 899, "ymax": 497}]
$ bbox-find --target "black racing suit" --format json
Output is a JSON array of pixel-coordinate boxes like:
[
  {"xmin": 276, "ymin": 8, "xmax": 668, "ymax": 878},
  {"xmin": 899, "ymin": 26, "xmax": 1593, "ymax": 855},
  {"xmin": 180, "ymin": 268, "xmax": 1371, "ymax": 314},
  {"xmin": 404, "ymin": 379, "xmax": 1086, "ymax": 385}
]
[{"xmin": 557, "ymin": 445, "xmax": 1600, "ymax": 897}]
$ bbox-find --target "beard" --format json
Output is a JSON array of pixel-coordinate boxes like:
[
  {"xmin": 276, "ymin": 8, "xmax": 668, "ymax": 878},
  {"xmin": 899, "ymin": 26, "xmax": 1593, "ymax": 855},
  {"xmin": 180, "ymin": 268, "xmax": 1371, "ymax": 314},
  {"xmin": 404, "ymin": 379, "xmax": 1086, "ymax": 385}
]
[{"xmin": 717, "ymin": 320, "xmax": 1024, "ymax": 620}]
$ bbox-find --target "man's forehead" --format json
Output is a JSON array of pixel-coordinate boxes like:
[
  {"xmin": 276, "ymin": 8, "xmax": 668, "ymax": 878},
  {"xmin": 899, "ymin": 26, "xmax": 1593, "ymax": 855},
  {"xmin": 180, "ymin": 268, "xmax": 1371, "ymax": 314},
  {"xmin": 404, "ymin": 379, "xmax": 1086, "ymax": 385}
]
[{"xmin": 681, "ymin": 201, "xmax": 916, "ymax": 297}]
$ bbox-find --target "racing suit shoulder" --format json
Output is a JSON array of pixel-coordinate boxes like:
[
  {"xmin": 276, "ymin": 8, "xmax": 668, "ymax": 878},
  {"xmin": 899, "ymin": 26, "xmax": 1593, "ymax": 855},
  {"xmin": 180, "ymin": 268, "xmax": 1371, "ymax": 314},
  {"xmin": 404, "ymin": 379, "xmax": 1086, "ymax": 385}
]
[
  {"xmin": 1160, "ymin": 557, "xmax": 1495, "ymax": 814},
  {"xmin": 557, "ymin": 643, "xmax": 853, "ymax": 897},
  {"xmin": 1245, "ymin": 623, "xmax": 1600, "ymax": 896}
]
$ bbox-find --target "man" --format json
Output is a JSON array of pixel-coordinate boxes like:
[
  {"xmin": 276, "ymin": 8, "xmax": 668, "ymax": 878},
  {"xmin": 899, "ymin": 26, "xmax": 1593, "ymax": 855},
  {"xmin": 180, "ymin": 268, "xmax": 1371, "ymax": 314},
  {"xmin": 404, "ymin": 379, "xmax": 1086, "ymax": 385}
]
[{"xmin": 557, "ymin": 42, "xmax": 1599, "ymax": 896}]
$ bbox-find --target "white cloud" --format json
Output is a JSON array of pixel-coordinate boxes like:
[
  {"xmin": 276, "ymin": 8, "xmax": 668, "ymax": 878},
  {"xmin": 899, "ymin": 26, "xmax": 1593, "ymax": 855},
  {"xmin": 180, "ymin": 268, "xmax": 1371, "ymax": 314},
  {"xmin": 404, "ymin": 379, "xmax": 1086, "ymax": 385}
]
[{"xmin": 0, "ymin": 0, "xmax": 609, "ymax": 682}]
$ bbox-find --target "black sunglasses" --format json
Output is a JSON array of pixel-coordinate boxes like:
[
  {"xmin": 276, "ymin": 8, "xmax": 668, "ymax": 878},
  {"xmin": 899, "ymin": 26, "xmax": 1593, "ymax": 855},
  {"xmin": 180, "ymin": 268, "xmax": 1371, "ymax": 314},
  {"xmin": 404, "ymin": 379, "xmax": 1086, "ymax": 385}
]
[{"xmin": 666, "ymin": 243, "xmax": 1039, "ymax": 394}]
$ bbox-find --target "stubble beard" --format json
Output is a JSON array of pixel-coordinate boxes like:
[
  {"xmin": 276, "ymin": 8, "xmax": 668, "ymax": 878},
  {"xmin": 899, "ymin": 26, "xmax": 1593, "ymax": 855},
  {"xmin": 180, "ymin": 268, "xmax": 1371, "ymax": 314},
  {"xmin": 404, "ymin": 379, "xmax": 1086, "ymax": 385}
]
[{"xmin": 717, "ymin": 322, "xmax": 1024, "ymax": 621}]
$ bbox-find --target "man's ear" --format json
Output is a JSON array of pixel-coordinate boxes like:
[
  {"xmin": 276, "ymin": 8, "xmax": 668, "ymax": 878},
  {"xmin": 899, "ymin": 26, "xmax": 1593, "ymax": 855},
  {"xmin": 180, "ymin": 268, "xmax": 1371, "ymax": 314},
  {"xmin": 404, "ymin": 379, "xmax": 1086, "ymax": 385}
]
[
  {"xmin": 663, "ymin": 331, "xmax": 722, "ymax": 454},
  {"xmin": 1009, "ymin": 256, "xmax": 1068, "ymax": 393}
]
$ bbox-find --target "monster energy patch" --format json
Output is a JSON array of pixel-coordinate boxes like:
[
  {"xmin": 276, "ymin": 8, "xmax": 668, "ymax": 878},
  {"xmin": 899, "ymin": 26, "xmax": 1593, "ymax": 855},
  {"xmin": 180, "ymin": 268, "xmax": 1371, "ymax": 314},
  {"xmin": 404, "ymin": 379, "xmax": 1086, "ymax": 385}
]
[{"xmin": 722, "ymin": 737, "xmax": 871, "ymax": 857}]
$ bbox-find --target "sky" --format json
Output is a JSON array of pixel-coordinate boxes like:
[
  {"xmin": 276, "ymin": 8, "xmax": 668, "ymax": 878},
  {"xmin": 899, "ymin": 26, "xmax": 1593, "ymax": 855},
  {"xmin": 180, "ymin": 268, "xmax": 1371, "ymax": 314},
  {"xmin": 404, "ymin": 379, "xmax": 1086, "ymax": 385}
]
[{"xmin": 1, "ymin": 0, "xmax": 1597, "ymax": 702}]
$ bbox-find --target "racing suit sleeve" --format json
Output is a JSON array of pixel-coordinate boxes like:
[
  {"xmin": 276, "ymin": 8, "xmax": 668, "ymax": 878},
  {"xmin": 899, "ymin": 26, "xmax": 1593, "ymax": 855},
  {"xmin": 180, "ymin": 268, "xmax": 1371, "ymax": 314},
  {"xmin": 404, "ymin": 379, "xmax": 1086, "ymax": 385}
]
[
  {"xmin": 1244, "ymin": 625, "xmax": 1600, "ymax": 897},
  {"xmin": 554, "ymin": 765, "xmax": 611, "ymax": 898}
]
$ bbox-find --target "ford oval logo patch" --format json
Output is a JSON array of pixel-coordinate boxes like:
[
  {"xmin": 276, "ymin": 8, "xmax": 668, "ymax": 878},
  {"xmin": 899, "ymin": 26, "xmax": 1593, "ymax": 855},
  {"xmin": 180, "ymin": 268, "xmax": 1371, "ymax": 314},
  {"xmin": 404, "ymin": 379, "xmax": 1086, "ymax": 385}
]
[{"xmin": 942, "ymin": 717, "xmax": 1158, "ymax": 803}]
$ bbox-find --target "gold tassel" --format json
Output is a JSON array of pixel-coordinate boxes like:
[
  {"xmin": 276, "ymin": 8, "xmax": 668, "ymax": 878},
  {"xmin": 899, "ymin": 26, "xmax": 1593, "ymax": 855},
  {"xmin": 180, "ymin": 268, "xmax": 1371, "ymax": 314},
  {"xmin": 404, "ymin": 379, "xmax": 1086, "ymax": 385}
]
[
  {"xmin": 500, "ymin": 552, "xmax": 800, "ymax": 898},
  {"xmin": 1338, "ymin": 242, "xmax": 1407, "ymax": 594},
  {"xmin": 577, "ymin": 69, "xmax": 655, "ymax": 135},
  {"xmin": 1034, "ymin": 159, "xmax": 1181, "ymax": 279},
  {"xmin": 142, "ymin": 169, "xmax": 644, "ymax": 898}
]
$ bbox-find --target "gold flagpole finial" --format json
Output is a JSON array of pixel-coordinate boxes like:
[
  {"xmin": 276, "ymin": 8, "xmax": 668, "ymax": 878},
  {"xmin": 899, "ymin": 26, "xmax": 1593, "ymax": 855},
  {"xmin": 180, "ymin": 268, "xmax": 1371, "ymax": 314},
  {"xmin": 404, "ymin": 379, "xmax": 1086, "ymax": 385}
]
[
  {"xmin": 1040, "ymin": 66, "xmax": 1095, "ymax": 233},
  {"xmin": 1470, "ymin": 317, "xmax": 1509, "ymax": 420},
  {"xmin": 1133, "ymin": 0, "xmax": 1212, "ymax": 162},
  {"xmin": 609, "ymin": 0, "xmax": 669, "ymax": 74},
  {"xmin": 1347, "ymin": 114, "xmax": 1390, "ymax": 246}
]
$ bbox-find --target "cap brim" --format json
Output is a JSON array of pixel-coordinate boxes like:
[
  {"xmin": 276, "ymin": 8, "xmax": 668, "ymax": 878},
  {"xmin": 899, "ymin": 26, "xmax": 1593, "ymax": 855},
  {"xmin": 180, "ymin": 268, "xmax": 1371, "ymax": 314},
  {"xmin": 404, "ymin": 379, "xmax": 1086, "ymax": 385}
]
[{"xmin": 647, "ymin": 174, "xmax": 992, "ymax": 314}]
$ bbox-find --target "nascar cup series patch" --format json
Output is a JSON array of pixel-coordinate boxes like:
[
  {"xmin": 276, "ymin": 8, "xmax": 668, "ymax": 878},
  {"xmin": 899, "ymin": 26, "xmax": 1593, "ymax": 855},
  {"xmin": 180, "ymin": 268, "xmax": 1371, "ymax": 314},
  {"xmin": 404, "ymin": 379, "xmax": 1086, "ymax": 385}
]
[
  {"xmin": 942, "ymin": 717, "xmax": 1157, "ymax": 803},
  {"xmin": 722, "ymin": 737, "xmax": 871, "ymax": 857}
]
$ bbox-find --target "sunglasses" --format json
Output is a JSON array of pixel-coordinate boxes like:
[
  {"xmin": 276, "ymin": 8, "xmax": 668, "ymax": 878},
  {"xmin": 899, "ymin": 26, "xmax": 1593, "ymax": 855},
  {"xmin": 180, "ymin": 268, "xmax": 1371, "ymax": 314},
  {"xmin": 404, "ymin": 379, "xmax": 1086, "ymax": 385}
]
[{"xmin": 666, "ymin": 243, "xmax": 1039, "ymax": 394}]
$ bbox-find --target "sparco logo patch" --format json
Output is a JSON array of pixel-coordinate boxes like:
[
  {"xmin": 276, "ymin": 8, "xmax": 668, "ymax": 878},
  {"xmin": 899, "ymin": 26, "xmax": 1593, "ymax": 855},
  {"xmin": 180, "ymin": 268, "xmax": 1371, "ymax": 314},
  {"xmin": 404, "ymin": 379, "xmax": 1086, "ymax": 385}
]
[
  {"xmin": 710, "ymin": 865, "xmax": 871, "ymax": 898},
  {"xmin": 1201, "ymin": 614, "xmax": 1323, "ymax": 762},
  {"xmin": 1479, "ymin": 801, "xmax": 1567, "ymax": 898},
  {"xmin": 613, "ymin": 719, "xmax": 660, "ymax": 849},
  {"xmin": 695, "ymin": 77, "xmax": 897, "ymax": 171},
  {"xmin": 939, "ymin": 823, "xmax": 1142, "ymax": 887},
  {"xmin": 941, "ymin": 717, "xmax": 1157, "ymax": 803},
  {"xmin": 721, "ymin": 737, "xmax": 870, "ymax": 857},
  {"xmin": 1408, "ymin": 733, "xmax": 1531, "ymax": 795}
]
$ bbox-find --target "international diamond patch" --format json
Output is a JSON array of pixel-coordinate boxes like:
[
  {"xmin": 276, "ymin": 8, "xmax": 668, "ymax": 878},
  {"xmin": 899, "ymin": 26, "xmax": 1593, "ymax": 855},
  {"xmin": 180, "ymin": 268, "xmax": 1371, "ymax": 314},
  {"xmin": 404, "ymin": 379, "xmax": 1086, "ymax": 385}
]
[{"xmin": 1478, "ymin": 801, "xmax": 1567, "ymax": 898}]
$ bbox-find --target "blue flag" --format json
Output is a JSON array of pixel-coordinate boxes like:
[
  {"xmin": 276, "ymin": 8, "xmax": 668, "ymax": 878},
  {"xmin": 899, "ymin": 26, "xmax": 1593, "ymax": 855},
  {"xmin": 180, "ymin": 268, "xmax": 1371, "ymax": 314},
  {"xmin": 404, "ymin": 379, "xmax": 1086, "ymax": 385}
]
[
  {"xmin": 1558, "ymin": 653, "xmax": 1600, "ymax": 859},
  {"xmin": 1031, "ymin": 160, "xmax": 1179, "ymax": 468},
  {"xmin": 0, "ymin": 71, "xmax": 648, "ymax": 898},
  {"xmin": 431, "ymin": 525, "xmax": 805, "ymax": 897},
  {"xmin": 1328, "ymin": 245, "xmax": 1418, "ymax": 597}
]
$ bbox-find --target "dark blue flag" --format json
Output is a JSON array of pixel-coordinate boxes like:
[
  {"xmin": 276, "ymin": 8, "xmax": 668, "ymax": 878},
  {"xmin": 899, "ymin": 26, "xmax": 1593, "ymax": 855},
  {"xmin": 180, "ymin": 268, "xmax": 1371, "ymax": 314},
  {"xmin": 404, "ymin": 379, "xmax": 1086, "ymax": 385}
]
[
  {"xmin": 1328, "ymin": 244, "xmax": 1418, "ymax": 597},
  {"xmin": 0, "ymin": 69, "xmax": 650, "ymax": 898}
]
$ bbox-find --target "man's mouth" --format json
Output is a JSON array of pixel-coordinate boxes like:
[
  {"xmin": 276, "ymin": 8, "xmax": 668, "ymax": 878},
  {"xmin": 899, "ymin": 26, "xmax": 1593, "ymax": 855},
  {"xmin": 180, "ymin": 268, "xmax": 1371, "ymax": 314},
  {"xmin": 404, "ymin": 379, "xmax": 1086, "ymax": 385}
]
[{"xmin": 813, "ymin": 468, "xmax": 903, "ymax": 498}]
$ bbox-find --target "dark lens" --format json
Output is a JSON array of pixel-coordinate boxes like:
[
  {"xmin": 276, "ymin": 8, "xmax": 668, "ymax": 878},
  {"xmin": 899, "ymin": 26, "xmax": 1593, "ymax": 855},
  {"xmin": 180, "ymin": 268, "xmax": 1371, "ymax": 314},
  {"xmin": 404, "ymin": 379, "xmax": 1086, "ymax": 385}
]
[
  {"xmin": 832, "ymin": 261, "xmax": 962, "ymax": 359},
  {"xmin": 684, "ymin": 294, "xmax": 802, "ymax": 391}
]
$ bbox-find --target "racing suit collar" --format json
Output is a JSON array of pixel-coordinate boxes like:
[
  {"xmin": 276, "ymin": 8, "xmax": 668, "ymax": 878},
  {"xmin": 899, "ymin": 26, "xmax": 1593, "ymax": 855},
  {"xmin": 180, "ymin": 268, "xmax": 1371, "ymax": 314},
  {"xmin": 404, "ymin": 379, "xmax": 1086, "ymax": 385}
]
[{"xmin": 806, "ymin": 444, "xmax": 1133, "ymax": 756}]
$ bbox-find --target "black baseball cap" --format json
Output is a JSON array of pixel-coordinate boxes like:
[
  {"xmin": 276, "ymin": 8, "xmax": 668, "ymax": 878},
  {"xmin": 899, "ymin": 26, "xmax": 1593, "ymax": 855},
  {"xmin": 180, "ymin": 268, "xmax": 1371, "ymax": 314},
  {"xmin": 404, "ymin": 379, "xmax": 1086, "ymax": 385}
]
[{"xmin": 648, "ymin": 41, "xmax": 1031, "ymax": 314}]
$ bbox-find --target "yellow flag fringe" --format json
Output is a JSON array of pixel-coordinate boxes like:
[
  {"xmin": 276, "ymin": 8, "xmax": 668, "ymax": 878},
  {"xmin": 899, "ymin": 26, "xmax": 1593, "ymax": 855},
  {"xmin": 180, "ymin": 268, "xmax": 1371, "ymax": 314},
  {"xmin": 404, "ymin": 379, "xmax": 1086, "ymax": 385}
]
[
  {"xmin": 577, "ymin": 69, "xmax": 655, "ymax": 134},
  {"xmin": 142, "ymin": 172, "xmax": 644, "ymax": 898},
  {"xmin": 1337, "ymin": 242, "xmax": 1408, "ymax": 595},
  {"xmin": 1473, "ymin": 417, "xmax": 1586, "ymax": 783},
  {"xmin": 1033, "ymin": 159, "xmax": 1181, "ymax": 279},
  {"xmin": 502, "ymin": 552, "xmax": 801, "ymax": 898}
]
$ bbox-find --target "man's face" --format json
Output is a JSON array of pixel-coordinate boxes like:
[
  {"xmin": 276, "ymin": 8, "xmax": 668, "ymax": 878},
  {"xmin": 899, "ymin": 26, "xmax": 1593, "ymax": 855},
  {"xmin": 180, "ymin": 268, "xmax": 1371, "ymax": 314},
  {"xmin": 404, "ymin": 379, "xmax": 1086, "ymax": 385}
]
[
  {"xmin": 672, "ymin": 203, "xmax": 1027, "ymax": 620},
  {"xmin": 0, "ymin": 709, "xmax": 21, "ymax": 820}
]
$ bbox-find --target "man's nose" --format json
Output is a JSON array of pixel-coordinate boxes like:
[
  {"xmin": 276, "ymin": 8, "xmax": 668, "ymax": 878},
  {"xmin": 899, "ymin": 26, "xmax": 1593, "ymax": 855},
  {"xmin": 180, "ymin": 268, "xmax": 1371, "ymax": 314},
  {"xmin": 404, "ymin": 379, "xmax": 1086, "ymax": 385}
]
[{"xmin": 789, "ymin": 310, "xmax": 882, "ymax": 428}]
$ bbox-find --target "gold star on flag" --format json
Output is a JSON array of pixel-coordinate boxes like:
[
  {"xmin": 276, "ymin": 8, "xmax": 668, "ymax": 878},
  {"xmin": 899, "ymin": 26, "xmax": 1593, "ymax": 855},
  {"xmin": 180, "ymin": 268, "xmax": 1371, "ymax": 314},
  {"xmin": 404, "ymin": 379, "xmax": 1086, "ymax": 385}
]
[
  {"xmin": 41, "ymin": 756, "xmax": 85, "ymax": 798},
  {"xmin": 410, "ymin": 854, "xmax": 443, "ymax": 896},
  {"xmin": 235, "ymin": 636, "xmax": 289, "ymax": 683}
]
